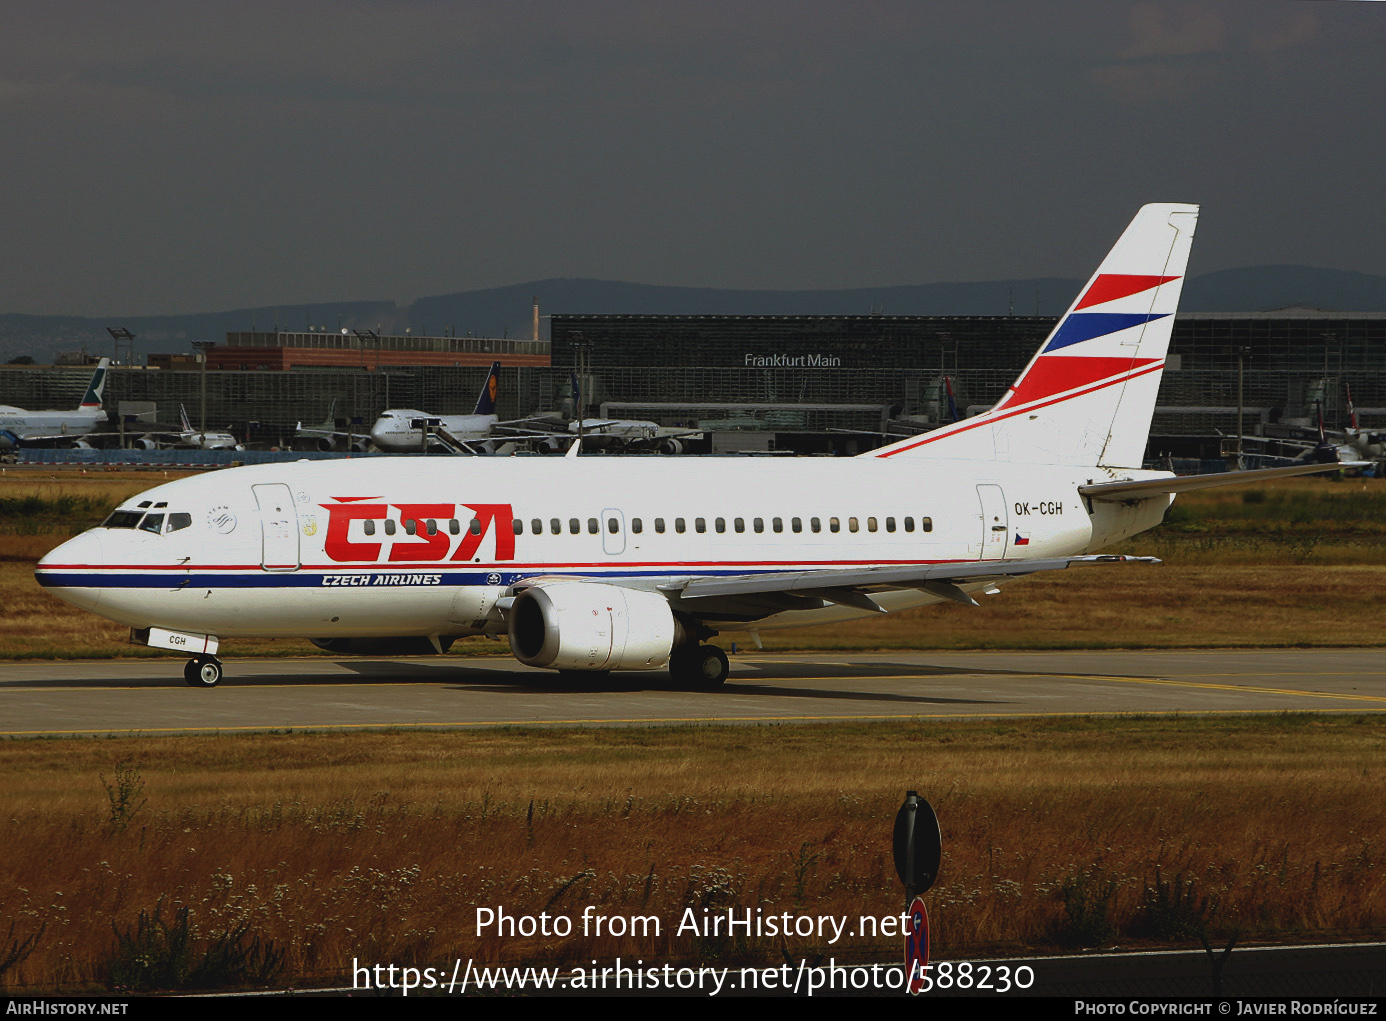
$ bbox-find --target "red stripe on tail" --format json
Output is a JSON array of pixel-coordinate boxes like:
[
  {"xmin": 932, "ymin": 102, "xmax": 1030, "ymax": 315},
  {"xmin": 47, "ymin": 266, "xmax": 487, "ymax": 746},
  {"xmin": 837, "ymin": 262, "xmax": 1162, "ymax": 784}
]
[{"xmin": 1073, "ymin": 274, "xmax": 1180, "ymax": 311}]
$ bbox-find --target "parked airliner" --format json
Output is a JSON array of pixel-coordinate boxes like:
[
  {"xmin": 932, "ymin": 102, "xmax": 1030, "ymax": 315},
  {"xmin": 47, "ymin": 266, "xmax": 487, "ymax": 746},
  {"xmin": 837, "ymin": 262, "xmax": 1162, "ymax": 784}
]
[
  {"xmin": 366, "ymin": 361, "xmax": 515, "ymax": 453},
  {"xmin": 0, "ymin": 359, "xmax": 109, "ymax": 449},
  {"xmin": 128, "ymin": 405, "xmax": 242, "ymax": 451},
  {"xmin": 35, "ymin": 205, "xmax": 1349, "ymax": 688}
]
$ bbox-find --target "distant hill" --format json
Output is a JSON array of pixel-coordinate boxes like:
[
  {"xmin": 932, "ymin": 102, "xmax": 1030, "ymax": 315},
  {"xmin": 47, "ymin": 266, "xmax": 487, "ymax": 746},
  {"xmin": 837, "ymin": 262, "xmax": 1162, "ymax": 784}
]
[
  {"xmin": 1179, "ymin": 266, "xmax": 1386, "ymax": 313},
  {"xmin": 2, "ymin": 266, "xmax": 1384, "ymax": 364}
]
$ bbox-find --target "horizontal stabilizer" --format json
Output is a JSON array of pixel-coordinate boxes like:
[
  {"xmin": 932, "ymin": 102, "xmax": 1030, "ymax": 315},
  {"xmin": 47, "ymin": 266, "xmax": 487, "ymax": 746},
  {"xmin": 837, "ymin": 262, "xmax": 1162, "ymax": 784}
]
[{"xmin": 1079, "ymin": 462, "xmax": 1368, "ymax": 502}]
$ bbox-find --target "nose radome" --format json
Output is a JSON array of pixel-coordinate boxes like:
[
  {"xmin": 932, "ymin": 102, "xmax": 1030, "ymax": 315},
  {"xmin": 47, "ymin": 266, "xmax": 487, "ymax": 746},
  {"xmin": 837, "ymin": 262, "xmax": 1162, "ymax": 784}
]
[{"xmin": 36, "ymin": 530, "xmax": 106, "ymax": 612}]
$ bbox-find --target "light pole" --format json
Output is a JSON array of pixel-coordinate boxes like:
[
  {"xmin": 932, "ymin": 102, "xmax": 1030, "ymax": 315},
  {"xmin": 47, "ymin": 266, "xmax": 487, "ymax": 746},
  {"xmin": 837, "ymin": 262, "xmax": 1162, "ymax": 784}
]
[
  {"xmin": 1236, "ymin": 346, "xmax": 1248, "ymax": 469},
  {"xmin": 191, "ymin": 341, "xmax": 214, "ymax": 447},
  {"xmin": 572, "ymin": 339, "xmax": 591, "ymax": 450}
]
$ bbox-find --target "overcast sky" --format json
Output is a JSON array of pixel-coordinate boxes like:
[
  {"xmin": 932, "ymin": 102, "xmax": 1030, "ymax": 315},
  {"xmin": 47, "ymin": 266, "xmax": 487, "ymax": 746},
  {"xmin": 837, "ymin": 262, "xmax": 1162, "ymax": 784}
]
[{"xmin": 1, "ymin": 1, "xmax": 1382, "ymax": 315}]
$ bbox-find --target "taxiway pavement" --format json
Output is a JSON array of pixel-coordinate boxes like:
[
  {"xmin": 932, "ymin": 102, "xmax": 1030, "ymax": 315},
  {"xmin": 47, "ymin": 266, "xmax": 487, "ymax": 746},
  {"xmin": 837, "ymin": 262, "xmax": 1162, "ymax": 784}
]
[{"xmin": 1, "ymin": 647, "xmax": 1383, "ymax": 736}]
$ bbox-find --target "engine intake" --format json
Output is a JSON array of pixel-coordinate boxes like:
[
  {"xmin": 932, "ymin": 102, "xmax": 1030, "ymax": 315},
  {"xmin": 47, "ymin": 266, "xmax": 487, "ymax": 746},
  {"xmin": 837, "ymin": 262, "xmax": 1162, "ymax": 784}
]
[{"xmin": 508, "ymin": 581, "xmax": 675, "ymax": 672}]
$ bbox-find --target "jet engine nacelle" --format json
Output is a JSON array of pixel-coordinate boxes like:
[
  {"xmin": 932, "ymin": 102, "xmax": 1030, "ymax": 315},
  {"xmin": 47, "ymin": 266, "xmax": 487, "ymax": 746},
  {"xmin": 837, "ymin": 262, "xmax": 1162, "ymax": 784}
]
[
  {"xmin": 507, "ymin": 581, "xmax": 675, "ymax": 672},
  {"xmin": 316, "ymin": 436, "xmax": 338, "ymax": 452},
  {"xmin": 656, "ymin": 437, "xmax": 684, "ymax": 455},
  {"xmin": 134, "ymin": 437, "xmax": 159, "ymax": 450}
]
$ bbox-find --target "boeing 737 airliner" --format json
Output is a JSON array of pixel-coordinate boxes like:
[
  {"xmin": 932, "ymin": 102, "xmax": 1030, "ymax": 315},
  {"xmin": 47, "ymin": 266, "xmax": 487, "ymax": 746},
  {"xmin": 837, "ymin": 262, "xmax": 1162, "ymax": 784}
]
[{"xmin": 35, "ymin": 205, "xmax": 1348, "ymax": 687}]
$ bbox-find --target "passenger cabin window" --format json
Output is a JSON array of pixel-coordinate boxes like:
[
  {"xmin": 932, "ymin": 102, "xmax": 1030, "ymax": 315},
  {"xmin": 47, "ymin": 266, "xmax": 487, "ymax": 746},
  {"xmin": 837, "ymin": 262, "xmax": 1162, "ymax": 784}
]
[
  {"xmin": 569, "ymin": 518, "xmax": 580, "ymax": 534},
  {"xmin": 364, "ymin": 520, "xmax": 376, "ymax": 536},
  {"xmin": 848, "ymin": 517, "xmax": 859, "ymax": 533},
  {"xmin": 450, "ymin": 519, "xmax": 460, "ymax": 535},
  {"xmin": 791, "ymin": 517, "xmax": 802, "ymax": 533},
  {"xmin": 695, "ymin": 518, "xmax": 706, "ymax": 533},
  {"xmin": 551, "ymin": 518, "xmax": 562, "ymax": 535},
  {"xmin": 427, "ymin": 519, "xmax": 439, "ymax": 536},
  {"xmin": 470, "ymin": 519, "xmax": 483, "ymax": 535},
  {"xmin": 733, "ymin": 517, "xmax": 744, "ymax": 533},
  {"xmin": 384, "ymin": 520, "xmax": 397, "ymax": 536},
  {"xmin": 904, "ymin": 517, "xmax": 915, "ymax": 532},
  {"xmin": 511, "ymin": 518, "xmax": 523, "ymax": 536},
  {"xmin": 754, "ymin": 518, "xmax": 764, "ymax": 533},
  {"xmin": 608, "ymin": 517, "xmax": 620, "ymax": 534},
  {"xmin": 405, "ymin": 520, "xmax": 417, "ymax": 535},
  {"xmin": 655, "ymin": 518, "xmax": 665, "ymax": 533},
  {"xmin": 921, "ymin": 517, "xmax": 933, "ymax": 532},
  {"xmin": 676, "ymin": 518, "xmax": 686, "ymax": 533},
  {"xmin": 532, "ymin": 519, "xmax": 542, "ymax": 534},
  {"xmin": 867, "ymin": 517, "xmax": 878, "ymax": 532},
  {"xmin": 587, "ymin": 518, "xmax": 599, "ymax": 535},
  {"xmin": 772, "ymin": 517, "xmax": 783, "ymax": 533},
  {"xmin": 715, "ymin": 517, "xmax": 726, "ymax": 533},
  {"xmin": 138, "ymin": 514, "xmax": 165, "ymax": 535},
  {"xmin": 811, "ymin": 517, "xmax": 821, "ymax": 533},
  {"xmin": 886, "ymin": 517, "xmax": 896, "ymax": 532},
  {"xmin": 829, "ymin": 517, "xmax": 840, "ymax": 533},
  {"xmin": 631, "ymin": 518, "xmax": 642, "ymax": 534}
]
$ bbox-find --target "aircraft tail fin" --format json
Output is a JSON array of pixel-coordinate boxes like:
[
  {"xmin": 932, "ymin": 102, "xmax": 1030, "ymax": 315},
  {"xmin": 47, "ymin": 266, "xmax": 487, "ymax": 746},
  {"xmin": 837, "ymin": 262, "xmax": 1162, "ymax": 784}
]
[
  {"xmin": 179, "ymin": 403, "xmax": 193, "ymax": 433},
  {"xmin": 870, "ymin": 203, "xmax": 1198, "ymax": 468},
  {"xmin": 472, "ymin": 361, "xmax": 502, "ymax": 415},
  {"xmin": 79, "ymin": 358, "xmax": 110, "ymax": 409}
]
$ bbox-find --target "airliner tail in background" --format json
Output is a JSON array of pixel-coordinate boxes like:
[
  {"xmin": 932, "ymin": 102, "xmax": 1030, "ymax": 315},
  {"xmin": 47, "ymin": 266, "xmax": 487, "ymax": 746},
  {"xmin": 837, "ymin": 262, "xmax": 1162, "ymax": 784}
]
[
  {"xmin": 871, "ymin": 203, "xmax": 1198, "ymax": 468},
  {"xmin": 79, "ymin": 358, "xmax": 110, "ymax": 410}
]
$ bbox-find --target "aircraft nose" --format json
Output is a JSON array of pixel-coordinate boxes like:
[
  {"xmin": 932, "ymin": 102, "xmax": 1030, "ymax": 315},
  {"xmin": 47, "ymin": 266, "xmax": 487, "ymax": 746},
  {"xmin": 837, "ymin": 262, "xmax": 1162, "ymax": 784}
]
[
  {"xmin": 35, "ymin": 530, "xmax": 107, "ymax": 612},
  {"xmin": 369, "ymin": 420, "xmax": 390, "ymax": 447}
]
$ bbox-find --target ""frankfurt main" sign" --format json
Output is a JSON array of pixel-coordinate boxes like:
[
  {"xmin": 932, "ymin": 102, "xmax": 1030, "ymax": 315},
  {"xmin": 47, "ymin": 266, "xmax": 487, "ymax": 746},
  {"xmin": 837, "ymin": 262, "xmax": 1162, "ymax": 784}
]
[{"xmin": 743, "ymin": 353, "xmax": 842, "ymax": 367}]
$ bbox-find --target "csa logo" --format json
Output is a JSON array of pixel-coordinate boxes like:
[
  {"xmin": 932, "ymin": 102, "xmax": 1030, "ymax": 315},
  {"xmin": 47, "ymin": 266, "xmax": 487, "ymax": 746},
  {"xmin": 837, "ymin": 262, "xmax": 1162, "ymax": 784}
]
[{"xmin": 322, "ymin": 498, "xmax": 516, "ymax": 563}]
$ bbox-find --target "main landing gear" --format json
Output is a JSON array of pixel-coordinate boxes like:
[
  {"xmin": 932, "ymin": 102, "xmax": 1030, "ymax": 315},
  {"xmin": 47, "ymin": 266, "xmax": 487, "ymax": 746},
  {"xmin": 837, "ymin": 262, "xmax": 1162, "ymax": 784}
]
[
  {"xmin": 183, "ymin": 655, "xmax": 224, "ymax": 688},
  {"xmin": 668, "ymin": 644, "xmax": 730, "ymax": 688}
]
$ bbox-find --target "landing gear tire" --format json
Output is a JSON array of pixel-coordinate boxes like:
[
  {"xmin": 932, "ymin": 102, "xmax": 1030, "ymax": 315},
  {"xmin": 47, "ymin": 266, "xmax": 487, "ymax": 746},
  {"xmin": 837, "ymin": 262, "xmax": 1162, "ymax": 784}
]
[
  {"xmin": 669, "ymin": 645, "xmax": 729, "ymax": 688},
  {"xmin": 184, "ymin": 656, "xmax": 223, "ymax": 688}
]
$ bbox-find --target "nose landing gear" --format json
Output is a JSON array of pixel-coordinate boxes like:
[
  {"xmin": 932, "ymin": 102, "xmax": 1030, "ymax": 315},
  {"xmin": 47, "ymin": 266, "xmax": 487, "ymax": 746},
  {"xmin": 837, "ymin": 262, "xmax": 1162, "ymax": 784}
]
[{"xmin": 183, "ymin": 656, "xmax": 224, "ymax": 688}]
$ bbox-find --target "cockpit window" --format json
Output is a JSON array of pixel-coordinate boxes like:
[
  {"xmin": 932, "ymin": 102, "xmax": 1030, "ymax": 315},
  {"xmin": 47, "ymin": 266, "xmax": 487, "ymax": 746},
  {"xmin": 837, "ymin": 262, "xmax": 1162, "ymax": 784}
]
[
  {"xmin": 102, "ymin": 510, "xmax": 144, "ymax": 529},
  {"xmin": 138, "ymin": 513, "xmax": 165, "ymax": 534},
  {"xmin": 168, "ymin": 513, "xmax": 192, "ymax": 532}
]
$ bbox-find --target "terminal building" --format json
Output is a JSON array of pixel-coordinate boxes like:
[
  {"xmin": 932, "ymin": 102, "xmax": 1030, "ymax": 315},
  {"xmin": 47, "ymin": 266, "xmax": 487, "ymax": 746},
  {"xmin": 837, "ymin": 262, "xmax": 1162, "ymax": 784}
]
[
  {"xmin": 549, "ymin": 310, "xmax": 1386, "ymax": 456},
  {"xmin": 2, "ymin": 309, "xmax": 1383, "ymax": 459}
]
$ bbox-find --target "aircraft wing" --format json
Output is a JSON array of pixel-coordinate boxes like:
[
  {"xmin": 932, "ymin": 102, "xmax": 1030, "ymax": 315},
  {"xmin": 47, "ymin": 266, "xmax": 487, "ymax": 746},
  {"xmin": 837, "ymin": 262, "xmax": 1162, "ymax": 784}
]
[
  {"xmin": 294, "ymin": 423, "xmax": 352, "ymax": 440},
  {"xmin": 12, "ymin": 432, "xmax": 103, "ymax": 445},
  {"xmin": 657, "ymin": 554, "xmax": 1158, "ymax": 613},
  {"xmin": 1079, "ymin": 461, "xmax": 1368, "ymax": 502}
]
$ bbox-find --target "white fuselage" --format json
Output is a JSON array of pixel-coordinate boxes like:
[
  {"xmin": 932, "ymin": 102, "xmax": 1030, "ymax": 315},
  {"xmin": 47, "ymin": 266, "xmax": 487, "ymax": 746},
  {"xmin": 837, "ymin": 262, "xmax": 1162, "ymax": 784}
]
[
  {"xmin": 177, "ymin": 429, "xmax": 240, "ymax": 450},
  {"xmin": 36, "ymin": 456, "xmax": 1172, "ymax": 640},
  {"xmin": 369, "ymin": 410, "xmax": 498, "ymax": 451},
  {"xmin": 0, "ymin": 407, "xmax": 107, "ymax": 446}
]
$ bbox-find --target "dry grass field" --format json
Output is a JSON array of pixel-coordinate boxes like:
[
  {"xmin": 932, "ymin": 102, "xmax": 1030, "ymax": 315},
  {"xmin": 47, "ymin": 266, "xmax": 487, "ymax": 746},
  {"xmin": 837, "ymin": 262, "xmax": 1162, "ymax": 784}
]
[
  {"xmin": 3, "ymin": 470, "xmax": 1386, "ymax": 659},
  {"xmin": 0, "ymin": 716, "xmax": 1381, "ymax": 991}
]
